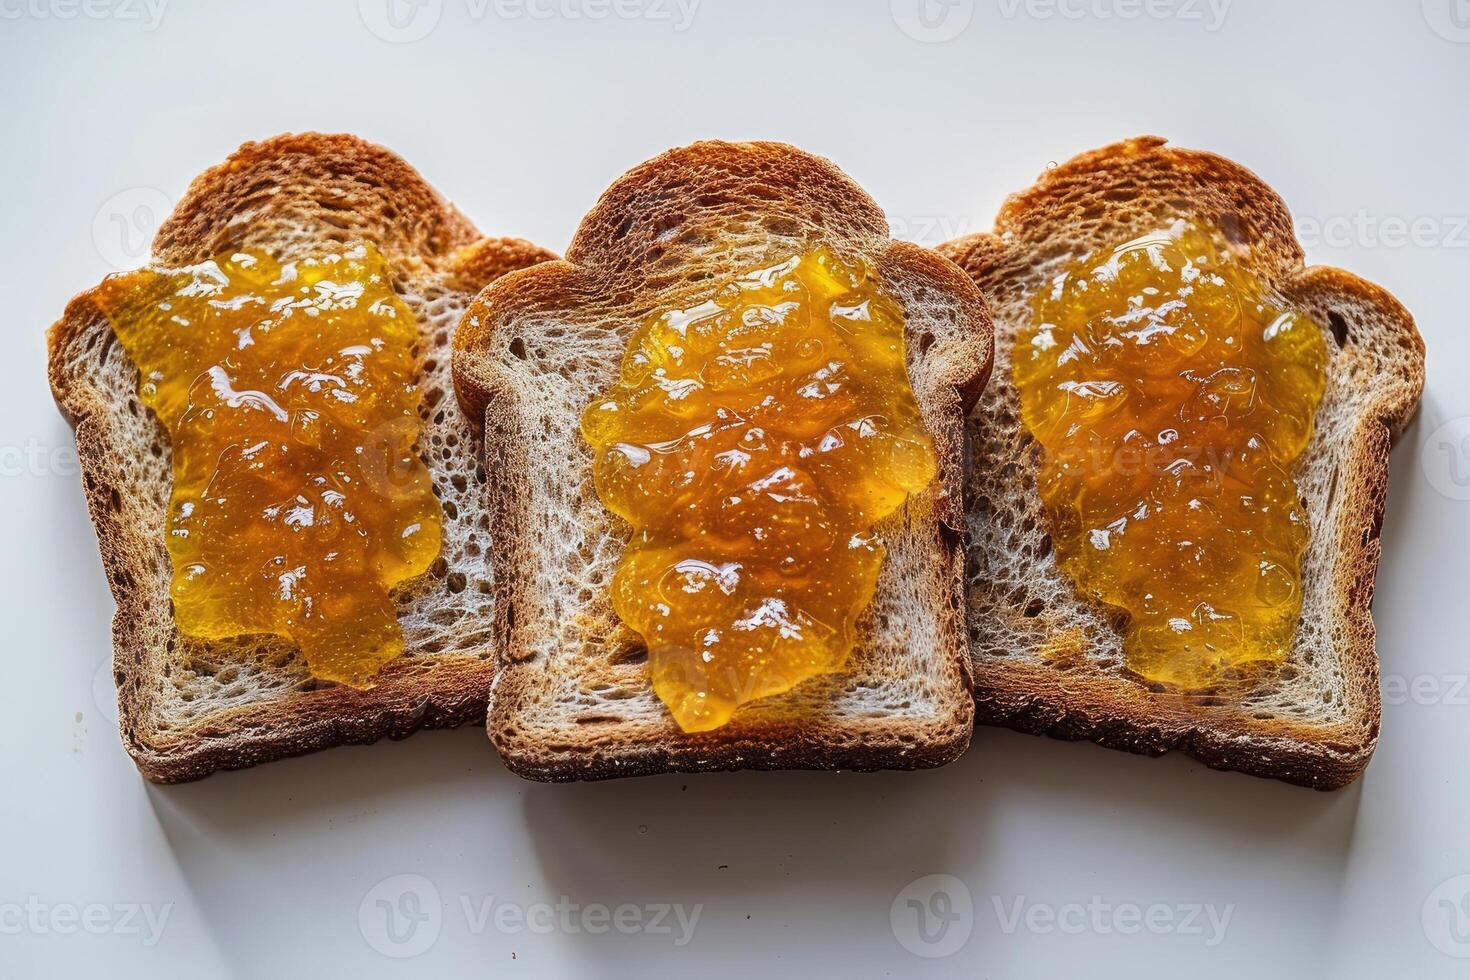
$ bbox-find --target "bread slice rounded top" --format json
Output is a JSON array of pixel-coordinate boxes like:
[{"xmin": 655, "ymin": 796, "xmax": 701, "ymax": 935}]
[
  {"xmin": 47, "ymin": 132, "xmax": 556, "ymax": 782},
  {"xmin": 939, "ymin": 136, "xmax": 1425, "ymax": 789},
  {"xmin": 454, "ymin": 140, "xmax": 994, "ymax": 780}
]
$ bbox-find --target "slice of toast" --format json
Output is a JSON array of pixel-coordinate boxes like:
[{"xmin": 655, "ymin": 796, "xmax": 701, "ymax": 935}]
[
  {"xmin": 938, "ymin": 136, "xmax": 1425, "ymax": 789},
  {"xmin": 47, "ymin": 133, "xmax": 556, "ymax": 783},
  {"xmin": 453, "ymin": 141, "xmax": 993, "ymax": 780}
]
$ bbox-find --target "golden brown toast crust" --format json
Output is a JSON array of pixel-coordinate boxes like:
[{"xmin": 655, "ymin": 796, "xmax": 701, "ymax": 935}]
[
  {"xmin": 940, "ymin": 136, "xmax": 1425, "ymax": 789},
  {"xmin": 454, "ymin": 140, "xmax": 994, "ymax": 780},
  {"xmin": 47, "ymin": 133, "xmax": 556, "ymax": 783}
]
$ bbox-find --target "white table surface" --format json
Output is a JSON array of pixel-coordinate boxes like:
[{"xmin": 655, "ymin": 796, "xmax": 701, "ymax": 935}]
[{"xmin": 2, "ymin": 1, "xmax": 1467, "ymax": 976}]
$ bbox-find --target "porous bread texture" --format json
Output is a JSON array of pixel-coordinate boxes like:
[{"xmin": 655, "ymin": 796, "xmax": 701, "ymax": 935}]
[
  {"xmin": 938, "ymin": 136, "xmax": 1425, "ymax": 789},
  {"xmin": 454, "ymin": 140, "xmax": 994, "ymax": 780},
  {"xmin": 47, "ymin": 133, "xmax": 557, "ymax": 782}
]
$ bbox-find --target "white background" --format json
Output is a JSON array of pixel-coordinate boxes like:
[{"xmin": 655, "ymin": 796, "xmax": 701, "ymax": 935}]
[{"xmin": 2, "ymin": 1, "xmax": 1467, "ymax": 977}]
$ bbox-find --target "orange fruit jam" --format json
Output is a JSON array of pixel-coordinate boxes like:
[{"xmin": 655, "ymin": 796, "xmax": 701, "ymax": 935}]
[
  {"xmin": 93, "ymin": 245, "xmax": 442, "ymax": 685},
  {"xmin": 1013, "ymin": 219, "xmax": 1328, "ymax": 689},
  {"xmin": 581, "ymin": 246, "xmax": 937, "ymax": 731}
]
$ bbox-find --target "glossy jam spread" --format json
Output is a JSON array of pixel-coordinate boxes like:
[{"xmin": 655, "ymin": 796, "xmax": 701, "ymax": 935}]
[
  {"xmin": 1014, "ymin": 220, "xmax": 1328, "ymax": 690},
  {"xmin": 93, "ymin": 245, "xmax": 441, "ymax": 685},
  {"xmin": 581, "ymin": 246, "xmax": 937, "ymax": 732}
]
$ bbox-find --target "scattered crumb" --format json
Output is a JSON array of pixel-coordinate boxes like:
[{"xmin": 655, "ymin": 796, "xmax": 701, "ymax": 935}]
[{"xmin": 71, "ymin": 712, "xmax": 87, "ymax": 754}]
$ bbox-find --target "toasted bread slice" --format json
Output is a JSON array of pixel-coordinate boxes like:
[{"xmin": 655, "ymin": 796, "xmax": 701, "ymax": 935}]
[
  {"xmin": 938, "ymin": 136, "xmax": 1425, "ymax": 789},
  {"xmin": 47, "ymin": 133, "xmax": 556, "ymax": 783},
  {"xmin": 453, "ymin": 141, "xmax": 993, "ymax": 780}
]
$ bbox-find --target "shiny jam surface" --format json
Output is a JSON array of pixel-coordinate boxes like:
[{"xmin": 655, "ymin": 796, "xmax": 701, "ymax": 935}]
[
  {"xmin": 93, "ymin": 245, "xmax": 441, "ymax": 685},
  {"xmin": 1013, "ymin": 219, "xmax": 1328, "ymax": 690},
  {"xmin": 581, "ymin": 246, "xmax": 937, "ymax": 732}
]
